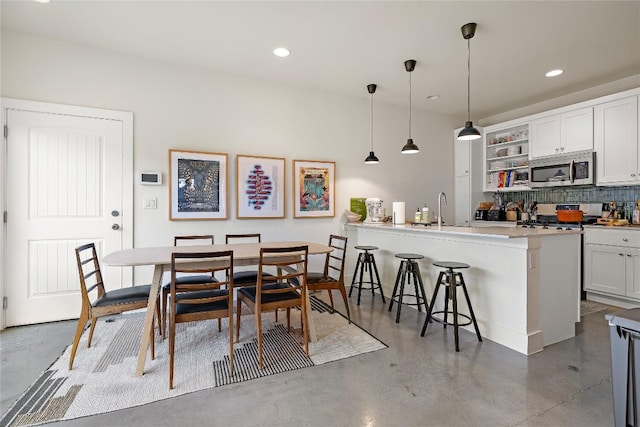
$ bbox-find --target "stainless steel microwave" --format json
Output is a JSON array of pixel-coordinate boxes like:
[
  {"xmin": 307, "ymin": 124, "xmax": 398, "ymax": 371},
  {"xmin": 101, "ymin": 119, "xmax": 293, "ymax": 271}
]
[{"xmin": 528, "ymin": 150, "xmax": 595, "ymax": 188}]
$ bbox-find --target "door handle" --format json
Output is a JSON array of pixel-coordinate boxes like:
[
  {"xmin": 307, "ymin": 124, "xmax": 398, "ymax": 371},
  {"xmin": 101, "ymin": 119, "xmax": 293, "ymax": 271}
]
[{"xmin": 112, "ymin": 224, "xmax": 120, "ymax": 230}]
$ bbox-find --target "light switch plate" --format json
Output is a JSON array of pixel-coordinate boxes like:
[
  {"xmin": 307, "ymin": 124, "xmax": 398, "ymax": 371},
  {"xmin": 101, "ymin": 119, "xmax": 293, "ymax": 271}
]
[{"xmin": 143, "ymin": 198, "xmax": 157, "ymax": 209}]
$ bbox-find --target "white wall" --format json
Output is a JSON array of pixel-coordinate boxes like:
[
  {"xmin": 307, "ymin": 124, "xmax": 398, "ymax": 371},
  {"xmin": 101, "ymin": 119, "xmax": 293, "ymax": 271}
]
[
  {"xmin": 480, "ymin": 74, "xmax": 640, "ymax": 126},
  {"xmin": 1, "ymin": 31, "xmax": 458, "ymax": 280}
]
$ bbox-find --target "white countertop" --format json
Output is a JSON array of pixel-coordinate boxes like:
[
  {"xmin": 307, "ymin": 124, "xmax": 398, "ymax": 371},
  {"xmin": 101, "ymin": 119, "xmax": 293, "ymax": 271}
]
[
  {"xmin": 583, "ymin": 224, "xmax": 640, "ymax": 231},
  {"xmin": 347, "ymin": 222, "xmax": 583, "ymax": 239}
]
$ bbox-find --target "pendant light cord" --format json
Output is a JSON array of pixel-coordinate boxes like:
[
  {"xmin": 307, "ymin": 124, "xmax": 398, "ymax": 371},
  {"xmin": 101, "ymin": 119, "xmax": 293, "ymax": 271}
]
[
  {"xmin": 467, "ymin": 38, "xmax": 471, "ymax": 122},
  {"xmin": 408, "ymin": 70, "xmax": 412, "ymax": 138},
  {"xmin": 370, "ymin": 92, "xmax": 374, "ymax": 151}
]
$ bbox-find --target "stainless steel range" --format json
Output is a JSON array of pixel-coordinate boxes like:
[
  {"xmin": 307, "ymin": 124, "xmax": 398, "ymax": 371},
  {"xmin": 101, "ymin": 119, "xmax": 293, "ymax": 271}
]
[{"xmin": 517, "ymin": 203, "xmax": 601, "ymax": 230}]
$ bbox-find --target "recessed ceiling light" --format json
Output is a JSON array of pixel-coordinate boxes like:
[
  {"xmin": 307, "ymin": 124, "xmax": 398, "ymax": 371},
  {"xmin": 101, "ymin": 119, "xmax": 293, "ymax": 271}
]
[
  {"xmin": 34, "ymin": 0, "xmax": 50, "ymax": 3},
  {"xmin": 273, "ymin": 47, "xmax": 290, "ymax": 58},
  {"xmin": 426, "ymin": 95, "xmax": 440, "ymax": 101},
  {"xmin": 545, "ymin": 69, "xmax": 564, "ymax": 77}
]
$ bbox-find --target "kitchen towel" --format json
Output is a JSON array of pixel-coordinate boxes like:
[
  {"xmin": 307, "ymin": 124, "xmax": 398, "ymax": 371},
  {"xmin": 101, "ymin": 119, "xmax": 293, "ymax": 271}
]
[{"xmin": 392, "ymin": 201, "xmax": 405, "ymax": 224}]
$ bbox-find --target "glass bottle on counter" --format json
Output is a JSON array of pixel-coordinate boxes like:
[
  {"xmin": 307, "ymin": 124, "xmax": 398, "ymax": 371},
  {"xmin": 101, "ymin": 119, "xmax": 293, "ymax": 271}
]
[
  {"xmin": 414, "ymin": 208, "xmax": 422, "ymax": 223},
  {"xmin": 422, "ymin": 206, "xmax": 430, "ymax": 224}
]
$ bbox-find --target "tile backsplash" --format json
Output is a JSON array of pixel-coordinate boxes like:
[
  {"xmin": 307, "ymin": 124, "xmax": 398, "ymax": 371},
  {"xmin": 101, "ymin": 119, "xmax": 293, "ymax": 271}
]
[{"xmin": 501, "ymin": 185, "xmax": 639, "ymax": 207}]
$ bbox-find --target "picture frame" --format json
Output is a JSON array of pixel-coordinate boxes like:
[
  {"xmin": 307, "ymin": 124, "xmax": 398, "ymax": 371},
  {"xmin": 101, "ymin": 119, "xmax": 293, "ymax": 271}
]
[
  {"xmin": 236, "ymin": 154, "xmax": 286, "ymax": 219},
  {"xmin": 292, "ymin": 159, "xmax": 335, "ymax": 218},
  {"xmin": 169, "ymin": 149, "xmax": 228, "ymax": 220}
]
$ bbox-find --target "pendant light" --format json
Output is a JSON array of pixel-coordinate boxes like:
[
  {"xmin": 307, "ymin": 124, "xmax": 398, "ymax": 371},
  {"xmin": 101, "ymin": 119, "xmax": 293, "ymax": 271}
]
[
  {"xmin": 401, "ymin": 59, "xmax": 420, "ymax": 154},
  {"xmin": 457, "ymin": 22, "xmax": 482, "ymax": 141},
  {"xmin": 364, "ymin": 84, "xmax": 379, "ymax": 164}
]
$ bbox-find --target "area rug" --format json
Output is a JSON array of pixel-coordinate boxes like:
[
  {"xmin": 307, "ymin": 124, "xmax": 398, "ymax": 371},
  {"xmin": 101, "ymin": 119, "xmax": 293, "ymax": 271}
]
[
  {"xmin": 580, "ymin": 300, "xmax": 611, "ymax": 317},
  {"xmin": 1, "ymin": 297, "xmax": 386, "ymax": 427}
]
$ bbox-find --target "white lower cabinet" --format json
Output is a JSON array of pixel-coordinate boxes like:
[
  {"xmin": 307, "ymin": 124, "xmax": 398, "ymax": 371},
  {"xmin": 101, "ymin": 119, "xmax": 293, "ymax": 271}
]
[{"xmin": 584, "ymin": 228, "xmax": 640, "ymax": 301}]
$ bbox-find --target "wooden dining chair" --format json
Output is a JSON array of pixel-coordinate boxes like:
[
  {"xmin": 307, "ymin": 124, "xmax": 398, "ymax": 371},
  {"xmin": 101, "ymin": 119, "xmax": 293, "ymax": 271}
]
[
  {"xmin": 70, "ymin": 243, "xmax": 158, "ymax": 370},
  {"xmin": 161, "ymin": 235, "xmax": 217, "ymax": 338},
  {"xmin": 224, "ymin": 233, "xmax": 273, "ymax": 286},
  {"xmin": 306, "ymin": 235, "xmax": 351, "ymax": 323},
  {"xmin": 168, "ymin": 250, "xmax": 234, "ymax": 389},
  {"xmin": 235, "ymin": 245, "xmax": 309, "ymax": 370}
]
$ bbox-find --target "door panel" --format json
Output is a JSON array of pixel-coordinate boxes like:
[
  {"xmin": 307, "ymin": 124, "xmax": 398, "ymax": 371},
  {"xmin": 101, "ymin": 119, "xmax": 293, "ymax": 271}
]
[{"xmin": 6, "ymin": 108, "xmax": 127, "ymax": 326}]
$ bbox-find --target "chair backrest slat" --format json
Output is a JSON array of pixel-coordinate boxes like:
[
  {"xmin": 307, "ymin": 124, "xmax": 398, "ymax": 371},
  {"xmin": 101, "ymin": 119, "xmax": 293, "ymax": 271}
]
[
  {"xmin": 225, "ymin": 233, "xmax": 261, "ymax": 244},
  {"xmin": 257, "ymin": 246, "xmax": 308, "ymax": 298},
  {"xmin": 75, "ymin": 243, "xmax": 106, "ymax": 308},
  {"xmin": 324, "ymin": 235, "xmax": 347, "ymax": 280},
  {"xmin": 174, "ymin": 235, "xmax": 215, "ymax": 246},
  {"xmin": 170, "ymin": 250, "xmax": 233, "ymax": 301}
]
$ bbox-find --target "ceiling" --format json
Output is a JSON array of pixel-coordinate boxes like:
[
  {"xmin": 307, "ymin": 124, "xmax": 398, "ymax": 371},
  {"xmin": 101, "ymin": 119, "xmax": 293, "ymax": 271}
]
[{"xmin": 2, "ymin": 1, "xmax": 639, "ymax": 121}]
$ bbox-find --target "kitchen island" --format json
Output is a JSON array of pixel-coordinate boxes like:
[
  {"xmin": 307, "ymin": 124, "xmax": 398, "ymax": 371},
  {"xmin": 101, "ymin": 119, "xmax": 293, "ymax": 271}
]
[{"xmin": 345, "ymin": 222, "xmax": 582, "ymax": 355}]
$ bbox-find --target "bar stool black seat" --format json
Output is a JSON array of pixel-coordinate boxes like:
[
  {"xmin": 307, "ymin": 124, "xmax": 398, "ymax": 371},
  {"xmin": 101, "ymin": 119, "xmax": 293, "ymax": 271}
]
[
  {"xmin": 388, "ymin": 253, "xmax": 429, "ymax": 323},
  {"xmin": 349, "ymin": 245, "xmax": 386, "ymax": 305},
  {"xmin": 421, "ymin": 261, "xmax": 482, "ymax": 351}
]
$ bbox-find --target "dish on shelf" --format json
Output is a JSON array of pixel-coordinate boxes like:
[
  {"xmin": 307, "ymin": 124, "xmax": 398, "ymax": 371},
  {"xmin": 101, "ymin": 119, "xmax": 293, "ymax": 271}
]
[
  {"xmin": 491, "ymin": 161, "xmax": 507, "ymax": 169},
  {"xmin": 495, "ymin": 148, "xmax": 508, "ymax": 157},
  {"xmin": 507, "ymin": 145, "xmax": 521, "ymax": 156}
]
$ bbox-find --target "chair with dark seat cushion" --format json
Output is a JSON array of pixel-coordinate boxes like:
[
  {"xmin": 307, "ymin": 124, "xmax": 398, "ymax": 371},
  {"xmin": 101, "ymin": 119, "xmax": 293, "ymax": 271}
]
[
  {"xmin": 70, "ymin": 242, "xmax": 158, "ymax": 370},
  {"xmin": 235, "ymin": 245, "xmax": 309, "ymax": 370},
  {"xmin": 168, "ymin": 250, "xmax": 234, "ymax": 389},
  {"xmin": 224, "ymin": 234, "xmax": 274, "ymax": 285},
  {"xmin": 306, "ymin": 235, "xmax": 351, "ymax": 322},
  {"xmin": 161, "ymin": 235, "xmax": 217, "ymax": 338}
]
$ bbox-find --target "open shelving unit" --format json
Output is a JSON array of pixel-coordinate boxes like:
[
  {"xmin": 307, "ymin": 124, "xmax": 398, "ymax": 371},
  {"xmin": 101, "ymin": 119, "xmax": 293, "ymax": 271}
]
[{"xmin": 484, "ymin": 123, "xmax": 530, "ymax": 191}]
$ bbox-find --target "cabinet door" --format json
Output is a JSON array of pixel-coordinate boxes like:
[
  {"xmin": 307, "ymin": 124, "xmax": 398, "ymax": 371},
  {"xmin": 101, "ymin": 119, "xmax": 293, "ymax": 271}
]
[
  {"xmin": 530, "ymin": 115, "xmax": 561, "ymax": 158},
  {"xmin": 455, "ymin": 139, "xmax": 471, "ymax": 177},
  {"xmin": 454, "ymin": 175, "xmax": 471, "ymax": 226},
  {"xmin": 584, "ymin": 244, "xmax": 626, "ymax": 296},
  {"xmin": 561, "ymin": 107, "xmax": 593, "ymax": 153},
  {"xmin": 627, "ymin": 248, "xmax": 640, "ymax": 299},
  {"xmin": 594, "ymin": 96, "xmax": 639, "ymax": 185}
]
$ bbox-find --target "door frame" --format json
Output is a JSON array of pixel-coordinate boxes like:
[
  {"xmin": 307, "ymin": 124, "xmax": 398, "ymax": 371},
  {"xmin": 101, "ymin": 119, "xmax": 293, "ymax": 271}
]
[{"xmin": 1, "ymin": 98, "xmax": 134, "ymax": 330}]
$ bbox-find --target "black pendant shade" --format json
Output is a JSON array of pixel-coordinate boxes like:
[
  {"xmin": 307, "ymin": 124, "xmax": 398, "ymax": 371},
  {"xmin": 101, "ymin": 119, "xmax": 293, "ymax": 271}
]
[
  {"xmin": 364, "ymin": 83, "xmax": 379, "ymax": 164},
  {"xmin": 458, "ymin": 121, "xmax": 481, "ymax": 140},
  {"xmin": 365, "ymin": 151, "xmax": 379, "ymax": 164},
  {"xmin": 401, "ymin": 59, "xmax": 419, "ymax": 154},
  {"xmin": 457, "ymin": 22, "xmax": 482, "ymax": 141},
  {"xmin": 401, "ymin": 139, "xmax": 419, "ymax": 154}
]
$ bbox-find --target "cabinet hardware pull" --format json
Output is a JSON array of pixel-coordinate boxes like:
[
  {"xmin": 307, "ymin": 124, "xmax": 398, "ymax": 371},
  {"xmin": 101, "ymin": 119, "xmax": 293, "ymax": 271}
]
[
  {"xmin": 619, "ymin": 253, "xmax": 624, "ymax": 256},
  {"xmin": 623, "ymin": 238, "xmax": 629, "ymax": 242}
]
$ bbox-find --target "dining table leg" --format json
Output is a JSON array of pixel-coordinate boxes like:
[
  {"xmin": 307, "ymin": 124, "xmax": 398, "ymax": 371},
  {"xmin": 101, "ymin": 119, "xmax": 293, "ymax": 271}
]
[
  {"xmin": 135, "ymin": 264, "xmax": 163, "ymax": 377},
  {"xmin": 306, "ymin": 292, "xmax": 317, "ymax": 342}
]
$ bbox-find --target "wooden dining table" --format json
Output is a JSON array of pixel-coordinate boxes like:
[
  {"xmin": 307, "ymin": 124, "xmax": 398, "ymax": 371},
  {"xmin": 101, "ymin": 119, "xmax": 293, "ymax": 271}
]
[{"xmin": 102, "ymin": 241, "xmax": 332, "ymax": 377}]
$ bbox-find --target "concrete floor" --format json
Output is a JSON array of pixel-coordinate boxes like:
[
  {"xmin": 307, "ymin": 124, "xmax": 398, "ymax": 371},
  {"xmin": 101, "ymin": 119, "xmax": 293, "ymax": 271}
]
[{"xmin": 0, "ymin": 295, "xmax": 622, "ymax": 427}]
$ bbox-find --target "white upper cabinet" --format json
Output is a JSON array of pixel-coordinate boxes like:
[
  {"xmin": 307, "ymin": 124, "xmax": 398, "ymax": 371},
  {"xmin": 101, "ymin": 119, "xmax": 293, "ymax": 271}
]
[
  {"xmin": 561, "ymin": 108, "xmax": 594, "ymax": 152},
  {"xmin": 594, "ymin": 95, "xmax": 639, "ymax": 186},
  {"xmin": 530, "ymin": 107, "xmax": 593, "ymax": 158}
]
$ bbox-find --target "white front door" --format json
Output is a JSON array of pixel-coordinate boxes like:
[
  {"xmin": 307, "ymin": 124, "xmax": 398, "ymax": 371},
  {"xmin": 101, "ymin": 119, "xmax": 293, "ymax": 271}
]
[{"xmin": 3, "ymin": 101, "xmax": 133, "ymax": 326}]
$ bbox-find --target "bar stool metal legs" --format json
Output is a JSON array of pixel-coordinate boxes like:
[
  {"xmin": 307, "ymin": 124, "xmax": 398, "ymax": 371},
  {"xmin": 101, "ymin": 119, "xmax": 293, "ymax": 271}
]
[
  {"xmin": 388, "ymin": 253, "xmax": 429, "ymax": 323},
  {"xmin": 349, "ymin": 246, "xmax": 386, "ymax": 305},
  {"xmin": 421, "ymin": 261, "xmax": 482, "ymax": 351}
]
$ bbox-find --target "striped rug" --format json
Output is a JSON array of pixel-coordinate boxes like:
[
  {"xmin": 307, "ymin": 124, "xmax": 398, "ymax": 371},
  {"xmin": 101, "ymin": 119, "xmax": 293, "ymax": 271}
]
[{"xmin": 1, "ymin": 297, "xmax": 386, "ymax": 427}]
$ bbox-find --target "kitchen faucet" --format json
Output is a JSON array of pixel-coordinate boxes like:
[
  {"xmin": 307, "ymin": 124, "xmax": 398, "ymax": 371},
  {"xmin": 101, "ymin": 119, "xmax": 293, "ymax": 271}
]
[{"xmin": 438, "ymin": 191, "xmax": 447, "ymax": 229}]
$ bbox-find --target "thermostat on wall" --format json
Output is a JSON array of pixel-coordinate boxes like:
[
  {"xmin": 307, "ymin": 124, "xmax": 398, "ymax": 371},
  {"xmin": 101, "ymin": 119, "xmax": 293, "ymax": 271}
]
[{"xmin": 138, "ymin": 171, "xmax": 162, "ymax": 185}]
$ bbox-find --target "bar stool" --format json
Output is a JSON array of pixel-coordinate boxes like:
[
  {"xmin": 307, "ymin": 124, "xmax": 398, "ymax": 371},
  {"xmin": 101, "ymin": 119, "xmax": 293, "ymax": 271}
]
[
  {"xmin": 388, "ymin": 253, "xmax": 429, "ymax": 323},
  {"xmin": 421, "ymin": 261, "xmax": 482, "ymax": 352},
  {"xmin": 349, "ymin": 245, "xmax": 386, "ymax": 305}
]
